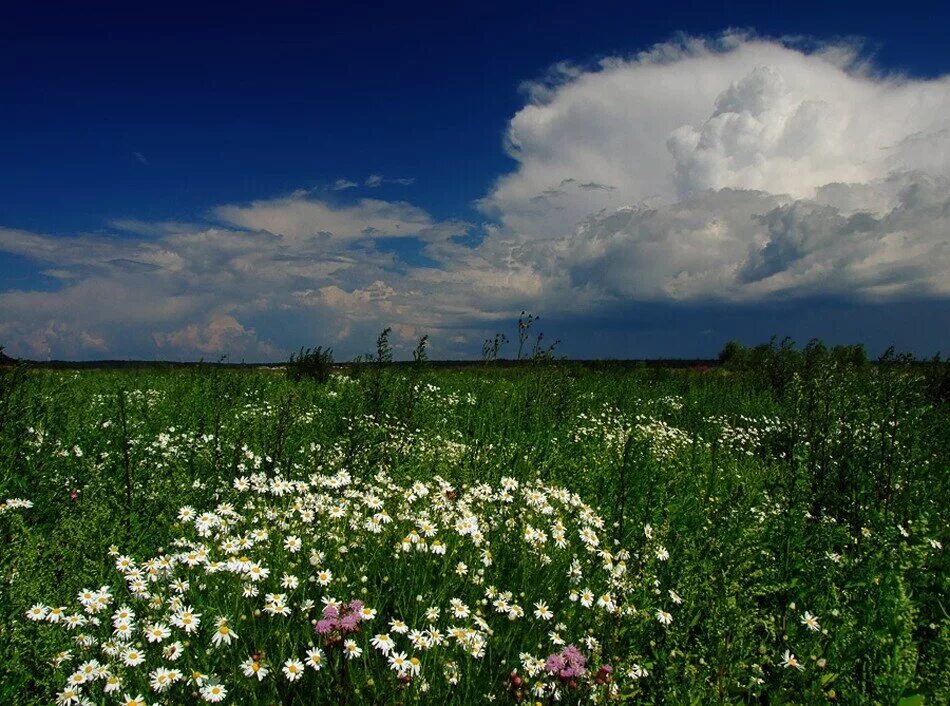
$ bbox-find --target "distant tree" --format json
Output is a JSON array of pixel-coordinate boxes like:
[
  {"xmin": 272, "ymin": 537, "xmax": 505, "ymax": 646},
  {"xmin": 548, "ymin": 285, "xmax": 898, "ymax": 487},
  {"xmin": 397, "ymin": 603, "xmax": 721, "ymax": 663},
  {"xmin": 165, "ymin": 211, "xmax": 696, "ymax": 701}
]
[
  {"xmin": 375, "ymin": 327, "xmax": 393, "ymax": 365},
  {"xmin": 286, "ymin": 346, "xmax": 334, "ymax": 383},
  {"xmin": 412, "ymin": 335, "xmax": 429, "ymax": 366},
  {"xmin": 832, "ymin": 344, "xmax": 868, "ymax": 368},
  {"xmin": 924, "ymin": 353, "xmax": 950, "ymax": 403},
  {"xmin": 717, "ymin": 340, "xmax": 748, "ymax": 370}
]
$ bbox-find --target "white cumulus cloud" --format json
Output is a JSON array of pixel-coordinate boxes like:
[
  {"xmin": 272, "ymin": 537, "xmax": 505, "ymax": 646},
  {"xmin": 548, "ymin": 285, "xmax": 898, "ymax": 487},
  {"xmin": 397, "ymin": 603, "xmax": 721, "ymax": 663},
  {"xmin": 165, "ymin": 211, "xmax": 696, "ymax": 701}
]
[
  {"xmin": 0, "ymin": 33, "xmax": 948, "ymax": 359},
  {"xmin": 475, "ymin": 32, "xmax": 950, "ymax": 304}
]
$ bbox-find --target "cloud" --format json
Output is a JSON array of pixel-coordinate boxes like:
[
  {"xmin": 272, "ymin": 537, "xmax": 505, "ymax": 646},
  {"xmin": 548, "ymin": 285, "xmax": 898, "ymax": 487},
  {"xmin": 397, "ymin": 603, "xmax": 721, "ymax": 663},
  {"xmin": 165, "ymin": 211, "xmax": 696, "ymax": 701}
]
[
  {"xmin": 476, "ymin": 32, "xmax": 950, "ymax": 305},
  {"xmin": 132, "ymin": 152, "xmax": 149, "ymax": 166},
  {"xmin": 562, "ymin": 174, "xmax": 949, "ymax": 303},
  {"xmin": 152, "ymin": 313, "xmax": 278, "ymax": 359},
  {"xmin": 0, "ymin": 33, "xmax": 948, "ymax": 360},
  {"xmin": 0, "ymin": 190, "xmax": 470, "ymax": 359},
  {"xmin": 0, "ymin": 317, "xmax": 109, "ymax": 359},
  {"xmin": 365, "ymin": 174, "xmax": 415, "ymax": 187},
  {"xmin": 213, "ymin": 192, "xmax": 440, "ymax": 241}
]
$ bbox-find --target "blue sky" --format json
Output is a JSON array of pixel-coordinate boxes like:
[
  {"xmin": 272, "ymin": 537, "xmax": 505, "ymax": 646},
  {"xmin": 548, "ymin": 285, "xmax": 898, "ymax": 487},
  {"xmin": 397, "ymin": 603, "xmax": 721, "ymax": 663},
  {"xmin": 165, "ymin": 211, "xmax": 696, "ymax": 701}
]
[{"xmin": 1, "ymin": 1, "xmax": 948, "ymax": 360}]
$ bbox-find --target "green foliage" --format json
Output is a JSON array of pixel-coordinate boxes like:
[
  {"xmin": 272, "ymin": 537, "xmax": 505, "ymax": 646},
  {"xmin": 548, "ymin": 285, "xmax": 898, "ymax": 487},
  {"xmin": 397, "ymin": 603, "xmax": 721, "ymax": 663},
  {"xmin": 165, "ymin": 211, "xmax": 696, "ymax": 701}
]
[
  {"xmin": 0, "ymin": 348, "xmax": 947, "ymax": 704},
  {"xmin": 718, "ymin": 337, "xmax": 870, "ymax": 397},
  {"xmin": 375, "ymin": 327, "xmax": 393, "ymax": 364},
  {"xmin": 923, "ymin": 353, "xmax": 950, "ymax": 404},
  {"xmin": 481, "ymin": 333, "xmax": 508, "ymax": 364},
  {"xmin": 412, "ymin": 335, "xmax": 429, "ymax": 366},
  {"xmin": 286, "ymin": 346, "xmax": 334, "ymax": 383},
  {"xmin": 515, "ymin": 311, "xmax": 561, "ymax": 363}
]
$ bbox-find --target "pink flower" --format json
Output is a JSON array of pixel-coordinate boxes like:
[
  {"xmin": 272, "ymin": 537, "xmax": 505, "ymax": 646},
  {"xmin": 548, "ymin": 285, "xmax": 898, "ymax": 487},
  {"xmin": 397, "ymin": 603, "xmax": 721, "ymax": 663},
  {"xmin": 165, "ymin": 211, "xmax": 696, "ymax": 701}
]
[
  {"xmin": 545, "ymin": 645, "xmax": 588, "ymax": 682},
  {"xmin": 315, "ymin": 599, "xmax": 366, "ymax": 641},
  {"xmin": 545, "ymin": 653, "xmax": 566, "ymax": 674}
]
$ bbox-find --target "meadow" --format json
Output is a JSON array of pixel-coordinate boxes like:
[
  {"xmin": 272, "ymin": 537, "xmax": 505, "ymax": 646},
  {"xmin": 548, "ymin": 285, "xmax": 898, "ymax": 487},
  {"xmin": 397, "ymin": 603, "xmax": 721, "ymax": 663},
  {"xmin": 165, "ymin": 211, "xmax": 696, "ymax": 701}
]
[{"xmin": 0, "ymin": 342, "xmax": 947, "ymax": 704}]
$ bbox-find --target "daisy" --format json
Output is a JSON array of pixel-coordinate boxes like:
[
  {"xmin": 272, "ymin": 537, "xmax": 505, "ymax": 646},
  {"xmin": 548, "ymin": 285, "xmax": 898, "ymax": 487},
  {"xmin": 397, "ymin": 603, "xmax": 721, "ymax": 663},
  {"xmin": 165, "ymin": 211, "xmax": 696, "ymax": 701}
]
[
  {"xmin": 171, "ymin": 607, "xmax": 201, "ymax": 634},
  {"xmin": 246, "ymin": 563, "xmax": 270, "ymax": 582},
  {"xmin": 211, "ymin": 619, "xmax": 238, "ymax": 647},
  {"xmin": 628, "ymin": 663, "xmax": 648, "ymax": 679},
  {"xmin": 372, "ymin": 633, "xmax": 395, "ymax": 655},
  {"xmin": 264, "ymin": 595, "xmax": 291, "ymax": 617},
  {"xmin": 107, "ymin": 619, "xmax": 127, "ymax": 641},
  {"xmin": 56, "ymin": 687, "xmax": 82, "ymax": 705},
  {"xmin": 64, "ymin": 614, "xmax": 87, "ymax": 629},
  {"xmin": 104, "ymin": 675, "xmax": 122, "ymax": 693},
  {"xmin": 26, "ymin": 604, "xmax": 48, "ymax": 621},
  {"xmin": 596, "ymin": 593, "xmax": 616, "ymax": 612},
  {"xmin": 800, "ymin": 612, "xmax": 820, "ymax": 632},
  {"xmin": 121, "ymin": 647, "xmax": 146, "ymax": 667},
  {"xmin": 283, "ymin": 658, "xmax": 305, "ymax": 682},
  {"xmin": 241, "ymin": 657, "xmax": 269, "ymax": 681},
  {"xmin": 163, "ymin": 641, "xmax": 184, "ymax": 661},
  {"xmin": 77, "ymin": 660, "xmax": 99, "ymax": 679},
  {"xmin": 343, "ymin": 640, "xmax": 362, "ymax": 659},
  {"xmin": 408, "ymin": 629, "xmax": 429, "ymax": 650},
  {"xmin": 388, "ymin": 651, "xmax": 410, "ymax": 674},
  {"xmin": 144, "ymin": 623, "xmax": 171, "ymax": 643},
  {"xmin": 580, "ymin": 589, "xmax": 594, "ymax": 608},
  {"xmin": 305, "ymin": 647, "xmax": 325, "ymax": 670},
  {"xmin": 781, "ymin": 650, "xmax": 804, "ymax": 671},
  {"xmin": 656, "ymin": 610, "xmax": 673, "ymax": 626},
  {"xmin": 149, "ymin": 667, "xmax": 176, "ymax": 693},
  {"xmin": 200, "ymin": 683, "xmax": 227, "ymax": 702}
]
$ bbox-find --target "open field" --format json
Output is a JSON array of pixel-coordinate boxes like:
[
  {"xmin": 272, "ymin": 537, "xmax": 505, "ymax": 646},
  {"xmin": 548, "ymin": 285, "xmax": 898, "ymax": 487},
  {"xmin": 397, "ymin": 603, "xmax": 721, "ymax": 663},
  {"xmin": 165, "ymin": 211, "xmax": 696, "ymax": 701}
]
[{"xmin": 1, "ymin": 354, "xmax": 947, "ymax": 704}]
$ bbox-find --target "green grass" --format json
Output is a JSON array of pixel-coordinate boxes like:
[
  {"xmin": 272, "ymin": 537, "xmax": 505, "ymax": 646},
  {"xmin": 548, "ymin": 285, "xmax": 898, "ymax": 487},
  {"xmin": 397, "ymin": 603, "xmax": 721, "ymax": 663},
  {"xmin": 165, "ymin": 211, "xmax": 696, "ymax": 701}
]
[{"xmin": 0, "ymin": 360, "xmax": 947, "ymax": 704}]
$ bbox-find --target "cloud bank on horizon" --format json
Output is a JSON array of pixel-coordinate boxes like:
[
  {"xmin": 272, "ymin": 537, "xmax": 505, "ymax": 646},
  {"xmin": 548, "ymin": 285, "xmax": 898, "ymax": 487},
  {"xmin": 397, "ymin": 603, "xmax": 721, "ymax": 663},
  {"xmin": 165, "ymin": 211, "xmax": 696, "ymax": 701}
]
[{"xmin": 1, "ymin": 33, "xmax": 948, "ymax": 359}]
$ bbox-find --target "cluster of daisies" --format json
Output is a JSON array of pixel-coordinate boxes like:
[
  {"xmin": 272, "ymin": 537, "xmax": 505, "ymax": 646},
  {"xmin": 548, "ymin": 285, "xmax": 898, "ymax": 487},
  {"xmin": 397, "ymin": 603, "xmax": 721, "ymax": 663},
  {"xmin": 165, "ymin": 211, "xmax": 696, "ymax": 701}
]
[
  {"xmin": 572, "ymin": 402, "xmax": 796, "ymax": 465},
  {"xmin": 26, "ymin": 468, "xmax": 678, "ymax": 703},
  {"xmin": 0, "ymin": 497, "xmax": 33, "ymax": 514}
]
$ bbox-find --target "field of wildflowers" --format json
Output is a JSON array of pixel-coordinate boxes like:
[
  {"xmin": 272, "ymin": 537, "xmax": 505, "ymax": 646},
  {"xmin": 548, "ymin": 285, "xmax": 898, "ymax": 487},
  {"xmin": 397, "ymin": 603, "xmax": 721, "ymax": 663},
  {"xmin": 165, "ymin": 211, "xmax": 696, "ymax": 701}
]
[{"xmin": 0, "ymin": 352, "xmax": 947, "ymax": 704}]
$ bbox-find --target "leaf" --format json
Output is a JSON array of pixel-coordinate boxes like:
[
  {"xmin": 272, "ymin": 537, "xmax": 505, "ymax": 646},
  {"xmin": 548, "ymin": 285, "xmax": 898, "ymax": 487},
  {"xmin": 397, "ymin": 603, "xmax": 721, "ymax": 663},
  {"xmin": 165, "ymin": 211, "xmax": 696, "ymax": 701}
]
[{"xmin": 897, "ymin": 696, "xmax": 925, "ymax": 706}]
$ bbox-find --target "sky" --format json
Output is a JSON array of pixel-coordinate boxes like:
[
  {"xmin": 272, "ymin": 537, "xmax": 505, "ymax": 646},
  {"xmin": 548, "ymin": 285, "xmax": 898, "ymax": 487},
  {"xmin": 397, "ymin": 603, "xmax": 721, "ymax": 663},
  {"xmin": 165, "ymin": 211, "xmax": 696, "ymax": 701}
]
[{"xmin": 1, "ymin": 1, "xmax": 949, "ymax": 361}]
